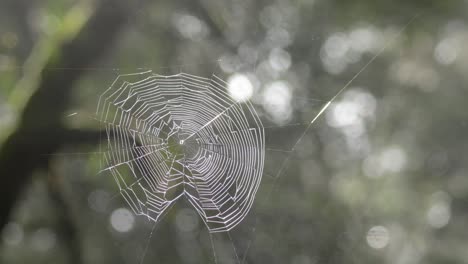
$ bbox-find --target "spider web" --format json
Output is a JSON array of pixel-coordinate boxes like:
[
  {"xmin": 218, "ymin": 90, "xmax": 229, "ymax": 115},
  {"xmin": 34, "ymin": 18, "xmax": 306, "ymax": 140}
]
[
  {"xmin": 93, "ymin": 70, "xmax": 335, "ymax": 263},
  {"xmin": 96, "ymin": 72, "xmax": 265, "ymax": 233}
]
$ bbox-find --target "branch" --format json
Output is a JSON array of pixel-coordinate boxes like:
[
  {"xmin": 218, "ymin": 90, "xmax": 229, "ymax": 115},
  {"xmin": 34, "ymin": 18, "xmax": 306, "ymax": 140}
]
[{"xmin": 0, "ymin": 0, "xmax": 144, "ymax": 232}]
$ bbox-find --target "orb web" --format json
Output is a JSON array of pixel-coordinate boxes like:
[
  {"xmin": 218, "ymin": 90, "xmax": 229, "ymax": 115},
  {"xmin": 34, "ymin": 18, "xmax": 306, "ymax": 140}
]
[{"xmin": 96, "ymin": 71, "xmax": 265, "ymax": 232}]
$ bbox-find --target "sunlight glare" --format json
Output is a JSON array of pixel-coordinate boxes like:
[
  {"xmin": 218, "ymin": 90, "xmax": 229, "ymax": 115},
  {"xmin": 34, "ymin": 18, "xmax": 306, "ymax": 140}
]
[{"xmin": 227, "ymin": 74, "xmax": 254, "ymax": 102}]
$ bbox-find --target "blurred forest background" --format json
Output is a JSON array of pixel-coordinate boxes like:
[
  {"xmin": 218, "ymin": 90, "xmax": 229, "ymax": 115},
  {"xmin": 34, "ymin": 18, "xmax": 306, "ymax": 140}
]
[{"xmin": 1, "ymin": 0, "xmax": 468, "ymax": 263}]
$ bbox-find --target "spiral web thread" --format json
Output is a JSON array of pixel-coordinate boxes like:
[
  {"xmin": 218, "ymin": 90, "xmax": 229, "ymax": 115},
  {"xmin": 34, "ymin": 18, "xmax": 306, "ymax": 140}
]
[{"xmin": 96, "ymin": 71, "xmax": 265, "ymax": 233}]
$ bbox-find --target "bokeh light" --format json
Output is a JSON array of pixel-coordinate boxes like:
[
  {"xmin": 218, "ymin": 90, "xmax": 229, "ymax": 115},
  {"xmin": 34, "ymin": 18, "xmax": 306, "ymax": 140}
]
[
  {"xmin": 261, "ymin": 81, "xmax": 292, "ymax": 123},
  {"xmin": 110, "ymin": 208, "xmax": 135, "ymax": 233},
  {"xmin": 1, "ymin": 222, "xmax": 23, "ymax": 246},
  {"xmin": 366, "ymin": 225, "xmax": 390, "ymax": 249},
  {"xmin": 175, "ymin": 208, "xmax": 199, "ymax": 233}
]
